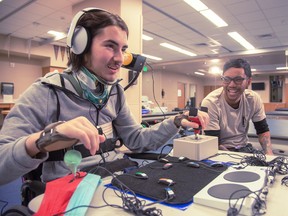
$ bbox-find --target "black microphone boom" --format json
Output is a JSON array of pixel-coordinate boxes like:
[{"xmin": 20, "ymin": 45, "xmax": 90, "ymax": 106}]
[
  {"xmin": 122, "ymin": 53, "xmax": 146, "ymax": 73},
  {"xmin": 122, "ymin": 53, "xmax": 147, "ymax": 91}
]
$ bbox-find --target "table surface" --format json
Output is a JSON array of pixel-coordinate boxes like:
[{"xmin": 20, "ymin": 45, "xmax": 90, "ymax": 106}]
[
  {"xmin": 275, "ymin": 108, "xmax": 288, "ymax": 111},
  {"xmin": 266, "ymin": 111, "xmax": 288, "ymax": 116},
  {"xmin": 29, "ymin": 151, "xmax": 288, "ymax": 216}
]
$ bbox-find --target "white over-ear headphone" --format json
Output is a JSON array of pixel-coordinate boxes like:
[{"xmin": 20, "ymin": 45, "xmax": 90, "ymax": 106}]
[{"xmin": 66, "ymin": 7, "xmax": 109, "ymax": 55}]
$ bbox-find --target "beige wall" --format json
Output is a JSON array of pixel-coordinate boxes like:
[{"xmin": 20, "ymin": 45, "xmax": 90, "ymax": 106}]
[
  {"xmin": 0, "ymin": 35, "xmax": 68, "ymax": 68},
  {"xmin": 0, "ymin": 54, "xmax": 43, "ymax": 100},
  {"xmin": 250, "ymin": 76, "xmax": 271, "ymax": 103},
  {"xmin": 202, "ymin": 73, "xmax": 288, "ymax": 104},
  {"xmin": 142, "ymin": 70, "xmax": 206, "ymax": 111},
  {"xmin": 1, "ymin": 56, "xmax": 287, "ymax": 110}
]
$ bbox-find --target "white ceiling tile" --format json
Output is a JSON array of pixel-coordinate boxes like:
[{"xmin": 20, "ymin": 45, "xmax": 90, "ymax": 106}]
[
  {"xmin": 0, "ymin": 0, "xmax": 287, "ymax": 76},
  {"xmin": 225, "ymin": 0, "xmax": 260, "ymax": 15},
  {"xmin": 263, "ymin": 6, "xmax": 288, "ymax": 18},
  {"xmin": 256, "ymin": 0, "xmax": 288, "ymax": 10}
]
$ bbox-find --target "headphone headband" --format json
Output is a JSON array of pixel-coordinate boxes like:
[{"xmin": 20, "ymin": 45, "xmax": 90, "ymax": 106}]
[{"xmin": 66, "ymin": 7, "xmax": 109, "ymax": 55}]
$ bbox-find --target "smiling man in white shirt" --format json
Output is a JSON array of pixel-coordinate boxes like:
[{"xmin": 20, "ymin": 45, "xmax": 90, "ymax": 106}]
[{"xmin": 201, "ymin": 58, "xmax": 273, "ymax": 155}]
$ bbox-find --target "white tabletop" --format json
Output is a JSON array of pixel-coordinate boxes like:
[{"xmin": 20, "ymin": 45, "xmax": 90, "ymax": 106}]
[{"xmin": 29, "ymin": 151, "xmax": 288, "ymax": 216}]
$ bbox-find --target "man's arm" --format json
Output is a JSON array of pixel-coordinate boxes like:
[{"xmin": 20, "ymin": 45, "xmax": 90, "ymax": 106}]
[
  {"xmin": 253, "ymin": 119, "xmax": 273, "ymax": 155},
  {"xmin": 258, "ymin": 131, "xmax": 273, "ymax": 155}
]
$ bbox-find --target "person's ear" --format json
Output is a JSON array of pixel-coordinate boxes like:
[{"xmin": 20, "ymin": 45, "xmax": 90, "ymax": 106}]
[{"xmin": 246, "ymin": 77, "xmax": 252, "ymax": 88}]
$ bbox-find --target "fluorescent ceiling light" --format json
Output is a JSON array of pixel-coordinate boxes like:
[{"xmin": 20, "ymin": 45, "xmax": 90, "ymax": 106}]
[
  {"xmin": 195, "ymin": 71, "xmax": 205, "ymax": 76},
  {"xmin": 142, "ymin": 34, "xmax": 153, "ymax": 41},
  {"xmin": 142, "ymin": 53, "xmax": 162, "ymax": 61},
  {"xmin": 228, "ymin": 32, "xmax": 255, "ymax": 50},
  {"xmin": 198, "ymin": 69, "xmax": 206, "ymax": 72},
  {"xmin": 251, "ymin": 68, "xmax": 257, "ymax": 72},
  {"xmin": 184, "ymin": 0, "xmax": 227, "ymax": 28},
  {"xmin": 276, "ymin": 67, "xmax": 288, "ymax": 70},
  {"xmin": 47, "ymin": 30, "xmax": 66, "ymax": 39},
  {"xmin": 200, "ymin": 9, "xmax": 228, "ymax": 27},
  {"xmin": 209, "ymin": 66, "xmax": 222, "ymax": 75},
  {"xmin": 160, "ymin": 42, "xmax": 197, "ymax": 57},
  {"xmin": 184, "ymin": 0, "xmax": 208, "ymax": 11},
  {"xmin": 211, "ymin": 59, "xmax": 220, "ymax": 63}
]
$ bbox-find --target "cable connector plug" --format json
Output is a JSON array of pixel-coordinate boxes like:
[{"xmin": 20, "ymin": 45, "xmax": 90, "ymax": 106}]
[{"xmin": 165, "ymin": 187, "xmax": 176, "ymax": 200}]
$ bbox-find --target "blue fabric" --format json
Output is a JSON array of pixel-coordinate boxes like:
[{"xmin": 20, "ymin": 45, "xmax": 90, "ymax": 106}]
[{"xmin": 65, "ymin": 173, "xmax": 102, "ymax": 215}]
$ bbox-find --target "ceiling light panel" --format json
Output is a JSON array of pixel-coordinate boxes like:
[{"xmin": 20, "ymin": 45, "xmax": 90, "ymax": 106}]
[
  {"xmin": 228, "ymin": 32, "xmax": 255, "ymax": 50},
  {"xmin": 142, "ymin": 53, "xmax": 162, "ymax": 61},
  {"xmin": 184, "ymin": 0, "xmax": 208, "ymax": 11},
  {"xmin": 184, "ymin": 0, "xmax": 228, "ymax": 28},
  {"xmin": 194, "ymin": 71, "xmax": 205, "ymax": 76},
  {"xmin": 142, "ymin": 34, "xmax": 153, "ymax": 41},
  {"xmin": 160, "ymin": 42, "xmax": 197, "ymax": 57},
  {"xmin": 200, "ymin": 9, "xmax": 228, "ymax": 27}
]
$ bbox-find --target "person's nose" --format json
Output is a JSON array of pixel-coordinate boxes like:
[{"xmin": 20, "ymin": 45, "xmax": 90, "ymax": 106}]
[
  {"xmin": 228, "ymin": 79, "xmax": 237, "ymax": 87},
  {"xmin": 114, "ymin": 50, "xmax": 124, "ymax": 64}
]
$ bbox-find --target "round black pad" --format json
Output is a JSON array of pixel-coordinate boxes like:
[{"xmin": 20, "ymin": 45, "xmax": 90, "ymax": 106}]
[
  {"xmin": 224, "ymin": 171, "xmax": 260, "ymax": 183},
  {"xmin": 207, "ymin": 184, "xmax": 251, "ymax": 199}
]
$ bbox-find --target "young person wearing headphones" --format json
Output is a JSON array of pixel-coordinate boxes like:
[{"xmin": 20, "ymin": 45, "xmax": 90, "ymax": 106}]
[{"xmin": 0, "ymin": 8, "xmax": 209, "ymax": 185}]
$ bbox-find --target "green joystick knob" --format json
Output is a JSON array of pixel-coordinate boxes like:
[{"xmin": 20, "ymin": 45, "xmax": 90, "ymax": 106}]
[{"xmin": 64, "ymin": 149, "xmax": 82, "ymax": 175}]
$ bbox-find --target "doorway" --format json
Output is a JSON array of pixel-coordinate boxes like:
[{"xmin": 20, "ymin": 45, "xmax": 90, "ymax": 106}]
[
  {"xmin": 177, "ymin": 82, "xmax": 185, "ymax": 109},
  {"xmin": 189, "ymin": 84, "xmax": 196, "ymax": 107}
]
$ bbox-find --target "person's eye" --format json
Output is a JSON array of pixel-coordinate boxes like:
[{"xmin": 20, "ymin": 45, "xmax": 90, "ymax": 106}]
[
  {"xmin": 224, "ymin": 77, "xmax": 231, "ymax": 82},
  {"xmin": 235, "ymin": 78, "xmax": 244, "ymax": 82},
  {"xmin": 106, "ymin": 43, "xmax": 115, "ymax": 50}
]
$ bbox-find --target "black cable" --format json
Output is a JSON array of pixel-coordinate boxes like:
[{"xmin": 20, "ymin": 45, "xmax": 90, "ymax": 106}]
[
  {"xmin": 268, "ymin": 156, "xmax": 288, "ymax": 175},
  {"xmin": 0, "ymin": 199, "xmax": 9, "ymax": 215},
  {"xmin": 53, "ymin": 166, "xmax": 166, "ymax": 216},
  {"xmin": 146, "ymin": 63, "xmax": 167, "ymax": 120},
  {"xmin": 97, "ymin": 166, "xmax": 165, "ymax": 215},
  {"xmin": 239, "ymin": 152, "xmax": 268, "ymax": 167},
  {"xmin": 140, "ymin": 160, "xmax": 151, "ymax": 167},
  {"xmin": 227, "ymin": 187, "xmax": 267, "ymax": 216},
  {"xmin": 281, "ymin": 176, "xmax": 288, "ymax": 186},
  {"xmin": 225, "ymin": 155, "xmax": 288, "ymax": 216},
  {"xmin": 124, "ymin": 70, "xmax": 140, "ymax": 91},
  {"xmin": 157, "ymin": 143, "xmax": 173, "ymax": 161},
  {"xmin": 206, "ymin": 152, "xmax": 244, "ymax": 160}
]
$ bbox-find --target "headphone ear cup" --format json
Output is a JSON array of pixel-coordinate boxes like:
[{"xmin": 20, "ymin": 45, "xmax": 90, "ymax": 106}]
[{"xmin": 71, "ymin": 26, "xmax": 90, "ymax": 55}]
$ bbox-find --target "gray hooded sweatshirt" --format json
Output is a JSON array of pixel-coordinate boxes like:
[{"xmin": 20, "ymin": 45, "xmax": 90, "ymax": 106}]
[{"xmin": 0, "ymin": 71, "xmax": 178, "ymax": 184}]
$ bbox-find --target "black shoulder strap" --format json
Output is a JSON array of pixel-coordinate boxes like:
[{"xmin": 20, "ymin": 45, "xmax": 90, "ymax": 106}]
[
  {"xmin": 49, "ymin": 86, "xmax": 60, "ymax": 121},
  {"xmin": 116, "ymin": 84, "xmax": 123, "ymax": 114},
  {"xmin": 60, "ymin": 72, "xmax": 83, "ymax": 97}
]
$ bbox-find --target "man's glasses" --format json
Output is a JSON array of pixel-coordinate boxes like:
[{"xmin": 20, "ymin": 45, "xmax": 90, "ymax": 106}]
[{"xmin": 221, "ymin": 76, "xmax": 248, "ymax": 85}]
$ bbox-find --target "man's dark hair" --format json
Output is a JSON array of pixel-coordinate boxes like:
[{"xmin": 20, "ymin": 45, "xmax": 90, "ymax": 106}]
[
  {"xmin": 223, "ymin": 58, "xmax": 252, "ymax": 77},
  {"xmin": 67, "ymin": 10, "xmax": 129, "ymax": 71}
]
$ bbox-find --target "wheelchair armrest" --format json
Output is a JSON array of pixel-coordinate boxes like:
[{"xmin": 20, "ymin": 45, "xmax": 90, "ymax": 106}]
[{"xmin": 21, "ymin": 180, "xmax": 46, "ymax": 207}]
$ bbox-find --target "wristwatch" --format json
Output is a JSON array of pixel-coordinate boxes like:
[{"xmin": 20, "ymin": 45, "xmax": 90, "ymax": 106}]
[
  {"xmin": 174, "ymin": 114, "xmax": 189, "ymax": 128},
  {"xmin": 36, "ymin": 121, "xmax": 78, "ymax": 153}
]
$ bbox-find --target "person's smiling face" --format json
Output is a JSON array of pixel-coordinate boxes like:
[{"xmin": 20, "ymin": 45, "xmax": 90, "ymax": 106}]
[
  {"xmin": 222, "ymin": 67, "xmax": 251, "ymax": 108},
  {"xmin": 85, "ymin": 25, "xmax": 128, "ymax": 82}
]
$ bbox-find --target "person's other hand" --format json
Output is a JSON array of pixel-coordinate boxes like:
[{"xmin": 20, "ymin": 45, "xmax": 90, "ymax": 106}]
[
  {"xmin": 195, "ymin": 110, "xmax": 209, "ymax": 130},
  {"xmin": 180, "ymin": 110, "xmax": 210, "ymax": 130},
  {"xmin": 55, "ymin": 116, "xmax": 106, "ymax": 155},
  {"xmin": 219, "ymin": 144, "xmax": 229, "ymax": 151}
]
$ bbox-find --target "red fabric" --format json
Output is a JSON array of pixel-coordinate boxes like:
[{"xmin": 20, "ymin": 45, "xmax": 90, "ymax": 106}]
[{"xmin": 34, "ymin": 172, "xmax": 86, "ymax": 216}]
